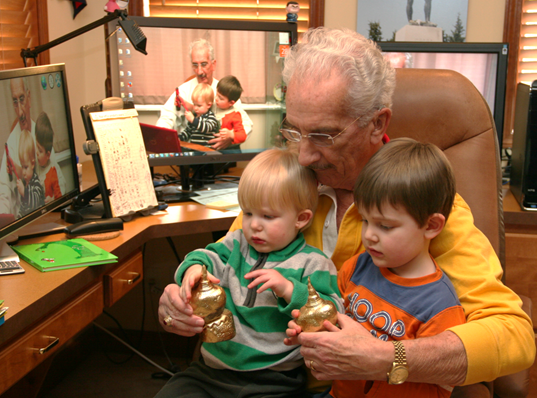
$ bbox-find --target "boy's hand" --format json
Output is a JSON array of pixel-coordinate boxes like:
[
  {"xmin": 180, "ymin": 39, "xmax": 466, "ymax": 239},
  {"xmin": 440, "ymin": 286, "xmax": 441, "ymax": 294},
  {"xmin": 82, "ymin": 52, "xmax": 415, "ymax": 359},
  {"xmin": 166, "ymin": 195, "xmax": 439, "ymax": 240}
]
[
  {"xmin": 184, "ymin": 109, "xmax": 195, "ymax": 123},
  {"xmin": 245, "ymin": 269, "xmax": 293, "ymax": 302},
  {"xmin": 16, "ymin": 178, "xmax": 24, "ymax": 197},
  {"xmin": 284, "ymin": 309, "xmax": 303, "ymax": 346},
  {"xmin": 180, "ymin": 265, "xmax": 220, "ymax": 303}
]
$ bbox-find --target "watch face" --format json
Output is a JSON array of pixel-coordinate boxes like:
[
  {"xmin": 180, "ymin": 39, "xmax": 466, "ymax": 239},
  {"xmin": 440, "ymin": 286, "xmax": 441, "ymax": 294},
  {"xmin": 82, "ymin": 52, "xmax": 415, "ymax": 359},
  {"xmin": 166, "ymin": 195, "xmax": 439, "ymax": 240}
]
[{"xmin": 390, "ymin": 366, "xmax": 409, "ymax": 385}]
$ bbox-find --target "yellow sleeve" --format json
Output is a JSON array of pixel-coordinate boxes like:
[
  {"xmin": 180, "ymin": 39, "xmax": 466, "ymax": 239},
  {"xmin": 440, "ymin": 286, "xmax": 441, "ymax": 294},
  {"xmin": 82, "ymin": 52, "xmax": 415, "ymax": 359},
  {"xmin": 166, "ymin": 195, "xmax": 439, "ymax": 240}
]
[{"xmin": 431, "ymin": 194, "xmax": 535, "ymax": 384}]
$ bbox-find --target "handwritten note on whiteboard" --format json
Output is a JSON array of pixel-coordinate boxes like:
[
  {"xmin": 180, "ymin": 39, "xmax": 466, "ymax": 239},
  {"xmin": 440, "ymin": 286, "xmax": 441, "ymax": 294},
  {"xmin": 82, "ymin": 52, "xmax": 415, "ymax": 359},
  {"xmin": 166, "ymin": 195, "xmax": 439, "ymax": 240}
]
[{"xmin": 90, "ymin": 108, "xmax": 157, "ymax": 218}]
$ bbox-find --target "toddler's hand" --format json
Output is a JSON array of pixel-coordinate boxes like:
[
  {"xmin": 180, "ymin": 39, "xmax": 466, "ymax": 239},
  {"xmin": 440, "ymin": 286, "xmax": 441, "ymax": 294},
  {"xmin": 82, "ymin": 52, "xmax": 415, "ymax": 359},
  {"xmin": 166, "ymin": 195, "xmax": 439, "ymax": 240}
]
[
  {"xmin": 284, "ymin": 309, "xmax": 302, "ymax": 346},
  {"xmin": 244, "ymin": 268, "xmax": 293, "ymax": 302}
]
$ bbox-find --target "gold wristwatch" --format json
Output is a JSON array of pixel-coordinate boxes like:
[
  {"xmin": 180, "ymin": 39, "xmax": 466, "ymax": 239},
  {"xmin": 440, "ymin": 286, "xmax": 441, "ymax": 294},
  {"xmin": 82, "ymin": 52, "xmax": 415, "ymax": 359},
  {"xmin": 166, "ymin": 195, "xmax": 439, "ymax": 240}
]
[{"xmin": 387, "ymin": 340, "xmax": 409, "ymax": 385}]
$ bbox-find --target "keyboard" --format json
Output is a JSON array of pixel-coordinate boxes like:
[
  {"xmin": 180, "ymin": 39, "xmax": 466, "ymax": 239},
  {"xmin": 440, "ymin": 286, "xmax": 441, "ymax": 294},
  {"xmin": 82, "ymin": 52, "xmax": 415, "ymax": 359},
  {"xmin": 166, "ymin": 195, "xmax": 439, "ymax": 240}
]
[{"xmin": 0, "ymin": 260, "xmax": 25, "ymax": 275}]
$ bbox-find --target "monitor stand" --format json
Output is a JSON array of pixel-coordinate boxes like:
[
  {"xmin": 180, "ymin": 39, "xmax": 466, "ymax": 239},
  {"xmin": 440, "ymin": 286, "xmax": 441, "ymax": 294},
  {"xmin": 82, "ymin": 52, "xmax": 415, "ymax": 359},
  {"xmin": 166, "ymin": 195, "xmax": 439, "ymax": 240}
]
[
  {"xmin": 158, "ymin": 165, "xmax": 200, "ymax": 203},
  {"xmin": 61, "ymin": 184, "xmax": 107, "ymax": 223}
]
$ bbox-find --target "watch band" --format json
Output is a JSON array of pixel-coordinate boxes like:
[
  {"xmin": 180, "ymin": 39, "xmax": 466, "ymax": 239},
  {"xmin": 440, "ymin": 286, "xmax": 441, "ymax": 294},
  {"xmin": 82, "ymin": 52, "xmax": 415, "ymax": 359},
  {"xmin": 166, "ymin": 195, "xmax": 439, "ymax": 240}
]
[
  {"xmin": 387, "ymin": 340, "xmax": 409, "ymax": 385},
  {"xmin": 393, "ymin": 340, "xmax": 406, "ymax": 366}
]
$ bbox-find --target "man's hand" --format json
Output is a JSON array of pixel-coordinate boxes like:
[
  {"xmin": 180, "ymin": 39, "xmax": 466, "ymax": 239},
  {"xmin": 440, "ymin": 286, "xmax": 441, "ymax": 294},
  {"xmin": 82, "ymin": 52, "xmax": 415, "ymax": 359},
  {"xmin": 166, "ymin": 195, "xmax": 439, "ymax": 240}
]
[
  {"xmin": 158, "ymin": 283, "xmax": 205, "ymax": 337},
  {"xmin": 208, "ymin": 131, "xmax": 233, "ymax": 150},
  {"xmin": 297, "ymin": 313, "xmax": 391, "ymax": 381}
]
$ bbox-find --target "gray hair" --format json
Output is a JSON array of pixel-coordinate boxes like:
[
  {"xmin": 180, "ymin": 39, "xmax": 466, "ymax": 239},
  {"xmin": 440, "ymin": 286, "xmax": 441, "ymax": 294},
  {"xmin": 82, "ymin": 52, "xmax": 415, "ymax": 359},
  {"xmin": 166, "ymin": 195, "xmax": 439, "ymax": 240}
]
[
  {"xmin": 282, "ymin": 27, "xmax": 395, "ymax": 125},
  {"xmin": 189, "ymin": 39, "xmax": 215, "ymax": 61}
]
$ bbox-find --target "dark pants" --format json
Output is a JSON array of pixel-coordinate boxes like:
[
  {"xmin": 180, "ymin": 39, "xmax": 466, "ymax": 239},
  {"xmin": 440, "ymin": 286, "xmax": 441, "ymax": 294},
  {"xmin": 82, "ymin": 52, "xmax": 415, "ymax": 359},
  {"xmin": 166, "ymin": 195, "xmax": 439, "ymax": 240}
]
[{"xmin": 154, "ymin": 358, "xmax": 310, "ymax": 398}]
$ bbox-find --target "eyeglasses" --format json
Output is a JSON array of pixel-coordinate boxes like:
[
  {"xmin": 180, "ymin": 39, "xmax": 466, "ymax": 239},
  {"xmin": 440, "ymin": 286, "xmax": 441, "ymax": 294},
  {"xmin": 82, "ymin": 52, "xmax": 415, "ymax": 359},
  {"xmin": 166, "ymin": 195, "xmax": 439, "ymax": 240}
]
[
  {"xmin": 12, "ymin": 94, "xmax": 27, "ymax": 108},
  {"xmin": 279, "ymin": 115, "xmax": 363, "ymax": 147},
  {"xmin": 192, "ymin": 62, "xmax": 209, "ymax": 69}
]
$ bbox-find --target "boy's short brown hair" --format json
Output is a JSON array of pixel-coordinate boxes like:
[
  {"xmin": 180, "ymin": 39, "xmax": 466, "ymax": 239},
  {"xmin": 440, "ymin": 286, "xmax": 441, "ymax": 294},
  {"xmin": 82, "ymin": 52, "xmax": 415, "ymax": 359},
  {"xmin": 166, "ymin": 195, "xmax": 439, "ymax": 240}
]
[
  {"xmin": 35, "ymin": 111, "xmax": 54, "ymax": 153},
  {"xmin": 216, "ymin": 75, "xmax": 243, "ymax": 102},
  {"xmin": 354, "ymin": 138, "xmax": 456, "ymax": 227}
]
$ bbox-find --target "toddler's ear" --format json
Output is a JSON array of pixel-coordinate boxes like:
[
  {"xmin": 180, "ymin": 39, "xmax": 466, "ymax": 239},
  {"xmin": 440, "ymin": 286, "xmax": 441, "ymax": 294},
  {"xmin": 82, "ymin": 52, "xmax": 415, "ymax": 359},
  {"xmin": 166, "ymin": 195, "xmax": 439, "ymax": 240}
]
[
  {"xmin": 229, "ymin": 100, "xmax": 236, "ymax": 106},
  {"xmin": 296, "ymin": 209, "xmax": 313, "ymax": 230}
]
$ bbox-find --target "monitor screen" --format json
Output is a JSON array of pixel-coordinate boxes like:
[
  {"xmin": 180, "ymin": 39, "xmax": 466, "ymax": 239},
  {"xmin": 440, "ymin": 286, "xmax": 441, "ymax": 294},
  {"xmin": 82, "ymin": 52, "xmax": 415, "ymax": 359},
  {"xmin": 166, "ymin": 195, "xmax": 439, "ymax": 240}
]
[
  {"xmin": 0, "ymin": 64, "xmax": 80, "ymax": 241},
  {"xmin": 106, "ymin": 17, "xmax": 297, "ymax": 167},
  {"xmin": 377, "ymin": 42, "xmax": 508, "ymax": 148}
]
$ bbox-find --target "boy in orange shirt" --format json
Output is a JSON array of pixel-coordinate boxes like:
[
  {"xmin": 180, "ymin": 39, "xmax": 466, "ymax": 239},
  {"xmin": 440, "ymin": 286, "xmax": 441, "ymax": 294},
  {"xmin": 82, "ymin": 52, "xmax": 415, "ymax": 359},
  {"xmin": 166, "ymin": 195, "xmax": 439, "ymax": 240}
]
[
  {"xmin": 35, "ymin": 112, "xmax": 61, "ymax": 203},
  {"xmin": 214, "ymin": 75, "xmax": 250, "ymax": 146},
  {"xmin": 287, "ymin": 138, "xmax": 466, "ymax": 398}
]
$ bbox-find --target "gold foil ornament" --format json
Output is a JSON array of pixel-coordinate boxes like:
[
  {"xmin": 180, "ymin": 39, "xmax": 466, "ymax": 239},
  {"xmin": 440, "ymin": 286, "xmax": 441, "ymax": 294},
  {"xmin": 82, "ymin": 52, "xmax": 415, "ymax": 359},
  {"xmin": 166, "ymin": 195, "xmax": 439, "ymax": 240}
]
[
  {"xmin": 296, "ymin": 277, "xmax": 338, "ymax": 332},
  {"xmin": 190, "ymin": 265, "xmax": 236, "ymax": 342}
]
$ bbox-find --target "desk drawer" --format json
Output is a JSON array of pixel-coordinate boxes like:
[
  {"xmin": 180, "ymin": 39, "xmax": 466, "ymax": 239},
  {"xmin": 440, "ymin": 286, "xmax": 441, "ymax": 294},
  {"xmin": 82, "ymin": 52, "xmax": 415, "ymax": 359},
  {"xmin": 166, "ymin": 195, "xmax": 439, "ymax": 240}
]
[
  {"xmin": 104, "ymin": 250, "xmax": 143, "ymax": 307},
  {"xmin": 0, "ymin": 282, "xmax": 103, "ymax": 395}
]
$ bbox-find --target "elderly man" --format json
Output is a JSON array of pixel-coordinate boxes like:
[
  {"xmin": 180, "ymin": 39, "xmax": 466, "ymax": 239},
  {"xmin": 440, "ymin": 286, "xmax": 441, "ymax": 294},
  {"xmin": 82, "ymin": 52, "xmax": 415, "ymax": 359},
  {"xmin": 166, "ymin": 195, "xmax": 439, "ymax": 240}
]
[
  {"xmin": 157, "ymin": 39, "xmax": 253, "ymax": 150},
  {"xmin": 158, "ymin": 28, "xmax": 534, "ymax": 394},
  {"xmin": 0, "ymin": 77, "xmax": 65, "ymax": 217}
]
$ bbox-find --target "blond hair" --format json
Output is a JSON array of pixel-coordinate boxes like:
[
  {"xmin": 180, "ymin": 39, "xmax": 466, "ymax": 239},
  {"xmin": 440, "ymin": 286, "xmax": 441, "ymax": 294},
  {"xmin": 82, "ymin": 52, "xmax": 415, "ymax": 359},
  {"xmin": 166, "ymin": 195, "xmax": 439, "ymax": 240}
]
[
  {"xmin": 192, "ymin": 83, "xmax": 214, "ymax": 105},
  {"xmin": 238, "ymin": 148, "xmax": 318, "ymax": 215},
  {"xmin": 18, "ymin": 129, "xmax": 35, "ymax": 165}
]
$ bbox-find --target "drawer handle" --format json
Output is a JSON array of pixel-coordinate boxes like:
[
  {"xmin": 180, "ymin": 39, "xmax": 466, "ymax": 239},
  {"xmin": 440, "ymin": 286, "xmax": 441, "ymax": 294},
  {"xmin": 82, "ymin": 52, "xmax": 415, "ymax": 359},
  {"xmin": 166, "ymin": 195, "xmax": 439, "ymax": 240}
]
[
  {"xmin": 35, "ymin": 336, "xmax": 60, "ymax": 355},
  {"xmin": 123, "ymin": 272, "xmax": 141, "ymax": 285}
]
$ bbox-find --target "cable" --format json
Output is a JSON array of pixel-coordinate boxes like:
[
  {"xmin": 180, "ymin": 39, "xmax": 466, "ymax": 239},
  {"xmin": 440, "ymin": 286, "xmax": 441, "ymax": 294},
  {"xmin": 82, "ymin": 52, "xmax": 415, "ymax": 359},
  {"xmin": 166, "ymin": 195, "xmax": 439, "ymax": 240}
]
[{"xmin": 93, "ymin": 322, "xmax": 174, "ymax": 377}]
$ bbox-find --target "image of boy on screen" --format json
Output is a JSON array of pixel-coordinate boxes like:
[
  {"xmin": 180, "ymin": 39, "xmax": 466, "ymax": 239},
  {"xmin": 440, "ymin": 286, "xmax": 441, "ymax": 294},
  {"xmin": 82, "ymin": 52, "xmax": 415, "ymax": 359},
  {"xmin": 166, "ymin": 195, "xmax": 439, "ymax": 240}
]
[
  {"xmin": 302, "ymin": 138, "xmax": 466, "ymax": 398},
  {"xmin": 16, "ymin": 129, "xmax": 44, "ymax": 217},
  {"xmin": 155, "ymin": 148, "xmax": 343, "ymax": 398},
  {"xmin": 214, "ymin": 75, "xmax": 250, "ymax": 146},
  {"xmin": 35, "ymin": 111, "xmax": 62, "ymax": 203},
  {"xmin": 180, "ymin": 83, "xmax": 219, "ymax": 147}
]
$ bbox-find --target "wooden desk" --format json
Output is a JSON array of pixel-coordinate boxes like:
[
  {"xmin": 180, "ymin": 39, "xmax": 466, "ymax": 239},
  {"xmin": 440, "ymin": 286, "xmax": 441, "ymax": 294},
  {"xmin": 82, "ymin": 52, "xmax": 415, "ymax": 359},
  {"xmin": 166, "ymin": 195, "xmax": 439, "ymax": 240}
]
[{"xmin": 0, "ymin": 192, "xmax": 237, "ymax": 395}]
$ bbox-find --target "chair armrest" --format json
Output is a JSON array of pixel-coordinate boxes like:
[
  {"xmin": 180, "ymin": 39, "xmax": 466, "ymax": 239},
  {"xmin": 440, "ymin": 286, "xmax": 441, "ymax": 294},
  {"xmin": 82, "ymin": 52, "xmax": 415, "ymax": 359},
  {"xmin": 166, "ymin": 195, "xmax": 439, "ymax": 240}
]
[{"xmin": 452, "ymin": 382, "xmax": 493, "ymax": 398}]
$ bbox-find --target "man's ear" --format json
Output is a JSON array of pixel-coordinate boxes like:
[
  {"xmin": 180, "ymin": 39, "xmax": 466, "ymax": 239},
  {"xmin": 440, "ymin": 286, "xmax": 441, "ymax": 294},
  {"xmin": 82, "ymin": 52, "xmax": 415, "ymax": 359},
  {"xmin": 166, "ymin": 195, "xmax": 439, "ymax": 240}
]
[
  {"xmin": 296, "ymin": 209, "xmax": 313, "ymax": 230},
  {"xmin": 424, "ymin": 213, "xmax": 446, "ymax": 240},
  {"xmin": 370, "ymin": 107, "xmax": 392, "ymax": 145}
]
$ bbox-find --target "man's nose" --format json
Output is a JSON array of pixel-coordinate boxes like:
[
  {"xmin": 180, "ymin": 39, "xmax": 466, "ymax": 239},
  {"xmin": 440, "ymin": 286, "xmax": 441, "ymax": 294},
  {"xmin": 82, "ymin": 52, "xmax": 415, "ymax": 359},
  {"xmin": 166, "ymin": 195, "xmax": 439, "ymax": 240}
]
[{"xmin": 297, "ymin": 139, "xmax": 321, "ymax": 167}]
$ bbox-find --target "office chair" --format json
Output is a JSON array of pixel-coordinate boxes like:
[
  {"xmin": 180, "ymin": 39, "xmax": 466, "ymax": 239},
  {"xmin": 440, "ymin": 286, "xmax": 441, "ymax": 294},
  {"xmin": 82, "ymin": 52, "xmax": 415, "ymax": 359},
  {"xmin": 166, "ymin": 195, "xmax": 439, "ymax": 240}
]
[{"xmin": 386, "ymin": 68, "xmax": 532, "ymax": 398}]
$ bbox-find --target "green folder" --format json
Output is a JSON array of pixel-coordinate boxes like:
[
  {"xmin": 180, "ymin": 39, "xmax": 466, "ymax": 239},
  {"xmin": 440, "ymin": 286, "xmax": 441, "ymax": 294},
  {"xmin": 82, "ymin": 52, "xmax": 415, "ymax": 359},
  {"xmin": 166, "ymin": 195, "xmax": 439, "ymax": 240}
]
[{"xmin": 11, "ymin": 238, "xmax": 118, "ymax": 272}]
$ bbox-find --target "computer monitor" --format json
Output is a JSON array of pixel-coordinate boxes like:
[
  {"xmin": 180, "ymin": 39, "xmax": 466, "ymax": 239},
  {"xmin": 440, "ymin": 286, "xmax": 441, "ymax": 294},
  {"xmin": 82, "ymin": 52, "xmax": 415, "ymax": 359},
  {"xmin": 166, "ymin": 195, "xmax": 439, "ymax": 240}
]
[
  {"xmin": 0, "ymin": 64, "xmax": 80, "ymax": 260},
  {"xmin": 377, "ymin": 42, "xmax": 509, "ymax": 149},
  {"xmin": 106, "ymin": 17, "xmax": 297, "ymax": 168}
]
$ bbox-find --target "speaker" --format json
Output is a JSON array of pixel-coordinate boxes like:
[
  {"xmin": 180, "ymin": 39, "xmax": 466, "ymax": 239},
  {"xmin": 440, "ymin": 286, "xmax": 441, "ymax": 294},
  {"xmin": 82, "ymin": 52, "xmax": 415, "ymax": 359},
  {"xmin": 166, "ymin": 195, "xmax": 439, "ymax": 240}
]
[{"xmin": 511, "ymin": 81, "xmax": 537, "ymax": 210}]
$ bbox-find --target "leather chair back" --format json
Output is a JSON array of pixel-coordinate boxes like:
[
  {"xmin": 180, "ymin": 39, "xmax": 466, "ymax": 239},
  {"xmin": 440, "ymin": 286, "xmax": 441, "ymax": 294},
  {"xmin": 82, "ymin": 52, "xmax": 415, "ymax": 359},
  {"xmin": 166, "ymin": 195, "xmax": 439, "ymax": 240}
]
[
  {"xmin": 387, "ymin": 68, "xmax": 504, "ymax": 266},
  {"xmin": 387, "ymin": 68, "xmax": 529, "ymax": 398}
]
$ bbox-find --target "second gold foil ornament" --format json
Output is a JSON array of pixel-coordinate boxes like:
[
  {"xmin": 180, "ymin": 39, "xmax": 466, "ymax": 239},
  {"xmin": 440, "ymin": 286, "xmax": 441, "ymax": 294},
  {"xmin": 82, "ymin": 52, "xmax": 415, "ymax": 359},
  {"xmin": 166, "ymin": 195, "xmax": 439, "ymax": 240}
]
[{"xmin": 296, "ymin": 277, "xmax": 338, "ymax": 332}]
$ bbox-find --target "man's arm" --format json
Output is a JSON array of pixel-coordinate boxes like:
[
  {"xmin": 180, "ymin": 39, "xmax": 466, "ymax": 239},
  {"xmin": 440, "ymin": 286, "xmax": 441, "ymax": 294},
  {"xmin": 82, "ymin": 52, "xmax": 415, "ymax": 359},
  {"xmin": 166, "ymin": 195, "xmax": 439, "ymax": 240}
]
[
  {"xmin": 156, "ymin": 91, "xmax": 180, "ymax": 130},
  {"xmin": 431, "ymin": 195, "xmax": 535, "ymax": 384},
  {"xmin": 298, "ymin": 318, "xmax": 467, "ymax": 385}
]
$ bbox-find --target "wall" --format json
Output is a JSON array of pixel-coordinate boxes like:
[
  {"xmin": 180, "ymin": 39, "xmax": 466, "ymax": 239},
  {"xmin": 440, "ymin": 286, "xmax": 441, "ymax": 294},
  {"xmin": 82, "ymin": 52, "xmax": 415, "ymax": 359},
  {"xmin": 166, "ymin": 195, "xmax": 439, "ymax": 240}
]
[
  {"xmin": 47, "ymin": 0, "xmax": 110, "ymax": 163},
  {"xmin": 325, "ymin": 0, "xmax": 506, "ymax": 42}
]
